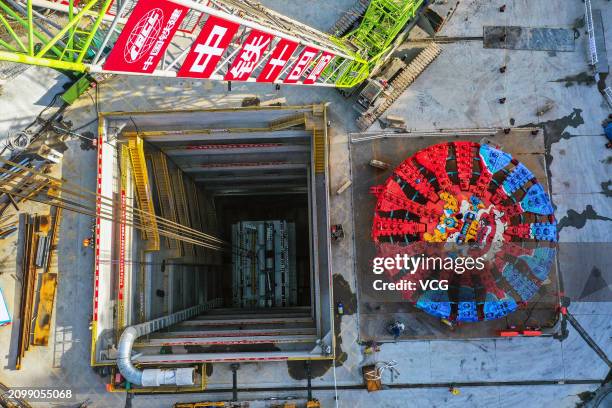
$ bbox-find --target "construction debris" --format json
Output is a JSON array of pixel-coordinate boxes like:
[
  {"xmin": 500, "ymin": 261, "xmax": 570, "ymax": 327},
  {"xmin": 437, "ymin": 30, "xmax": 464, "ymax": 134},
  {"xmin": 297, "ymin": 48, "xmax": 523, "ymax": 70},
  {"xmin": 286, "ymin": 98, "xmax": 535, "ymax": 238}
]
[
  {"xmin": 15, "ymin": 214, "xmax": 38, "ymax": 369},
  {"xmin": 336, "ymin": 179, "xmax": 352, "ymax": 195},
  {"xmin": 33, "ymin": 207, "xmax": 62, "ymax": 346},
  {"xmin": 369, "ymin": 159, "xmax": 391, "ymax": 170},
  {"xmin": 260, "ymin": 97, "xmax": 287, "ymax": 106},
  {"xmin": 0, "ymin": 159, "xmax": 53, "ymax": 217},
  {"xmin": 0, "ymin": 219, "xmax": 18, "ymax": 239},
  {"xmin": 13, "ymin": 206, "xmax": 63, "ymax": 365},
  {"xmin": 0, "ymin": 382, "xmax": 32, "ymax": 408},
  {"xmin": 384, "ymin": 115, "xmax": 407, "ymax": 130}
]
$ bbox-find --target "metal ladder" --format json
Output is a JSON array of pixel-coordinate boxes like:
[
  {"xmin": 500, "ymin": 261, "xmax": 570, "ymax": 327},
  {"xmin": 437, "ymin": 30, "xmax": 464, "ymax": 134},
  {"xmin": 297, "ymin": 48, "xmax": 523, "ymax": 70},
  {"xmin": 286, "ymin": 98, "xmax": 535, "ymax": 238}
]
[
  {"xmin": 269, "ymin": 113, "xmax": 306, "ymax": 130},
  {"xmin": 312, "ymin": 128, "xmax": 326, "ymax": 174},
  {"xmin": 126, "ymin": 136, "xmax": 160, "ymax": 251}
]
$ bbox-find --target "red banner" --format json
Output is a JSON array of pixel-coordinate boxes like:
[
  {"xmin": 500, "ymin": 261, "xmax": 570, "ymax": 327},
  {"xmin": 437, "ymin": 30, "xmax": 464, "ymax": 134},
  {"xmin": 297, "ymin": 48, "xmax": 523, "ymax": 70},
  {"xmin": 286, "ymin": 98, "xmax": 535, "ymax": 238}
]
[
  {"xmin": 257, "ymin": 38, "xmax": 299, "ymax": 83},
  {"xmin": 284, "ymin": 47, "xmax": 319, "ymax": 83},
  {"xmin": 178, "ymin": 15, "xmax": 239, "ymax": 78},
  {"xmin": 303, "ymin": 52, "xmax": 334, "ymax": 84},
  {"xmin": 224, "ymin": 29, "xmax": 273, "ymax": 81},
  {"xmin": 104, "ymin": 0, "xmax": 188, "ymax": 73}
]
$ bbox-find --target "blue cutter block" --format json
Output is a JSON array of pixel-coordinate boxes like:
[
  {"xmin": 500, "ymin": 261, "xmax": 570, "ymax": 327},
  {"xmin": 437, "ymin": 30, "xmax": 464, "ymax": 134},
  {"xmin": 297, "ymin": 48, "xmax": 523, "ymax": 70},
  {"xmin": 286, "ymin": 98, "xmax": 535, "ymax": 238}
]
[
  {"xmin": 417, "ymin": 290, "xmax": 451, "ymax": 319},
  {"xmin": 520, "ymin": 247, "xmax": 556, "ymax": 281},
  {"xmin": 502, "ymin": 264, "xmax": 539, "ymax": 301},
  {"xmin": 531, "ymin": 222, "xmax": 558, "ymax": 242},
  {"xmin": 479, "ymin": 144, "xmax": 512, "ymax": 174},
  {"xmin": 520, "ymin": 184, "xmax": 554, "ymax": 215},
  {"xmin": 456, "ymin": 287, "xmax": 478, "ymax": 322},
  {"xmin": 503, "ymin": 163, "xmax": 534, "ymax": 194},
  {"xmin": 483, "ymin": 294, "xmax": 518, "ymax": 320},
  {"xmin": 457, "ymin": 301, "xmax": 479, "ymax": 322}
]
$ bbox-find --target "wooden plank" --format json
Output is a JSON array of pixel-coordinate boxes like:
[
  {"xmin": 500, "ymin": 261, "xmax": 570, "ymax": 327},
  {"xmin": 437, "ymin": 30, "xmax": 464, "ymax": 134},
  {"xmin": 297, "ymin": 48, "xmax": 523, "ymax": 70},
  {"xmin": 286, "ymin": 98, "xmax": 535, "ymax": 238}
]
[{"xmin": 32, "ymin": 273, "xmax": 58, "ymax": 346}]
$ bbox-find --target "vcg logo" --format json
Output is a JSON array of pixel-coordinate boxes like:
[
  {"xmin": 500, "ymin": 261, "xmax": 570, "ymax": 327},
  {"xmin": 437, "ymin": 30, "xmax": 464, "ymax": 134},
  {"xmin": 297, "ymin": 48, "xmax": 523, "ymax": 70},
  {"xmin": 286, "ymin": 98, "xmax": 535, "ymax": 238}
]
[{"xmin": 124, "ymin": 8, "xmax": 164, "ymax": 63}]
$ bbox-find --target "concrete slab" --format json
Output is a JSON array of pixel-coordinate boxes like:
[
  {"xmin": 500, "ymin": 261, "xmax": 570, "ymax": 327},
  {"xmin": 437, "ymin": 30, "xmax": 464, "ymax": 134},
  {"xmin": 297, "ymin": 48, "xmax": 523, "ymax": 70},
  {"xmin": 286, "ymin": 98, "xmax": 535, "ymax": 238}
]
[
  {"xmin": 126, "ymin": 384, "xmax": 600, "ymax": 408},
  {"xmin": 377, "ymin": 41, "xmax": 609, "ymax": 134},
  {"xmin": 369, "ymin": 341, "xmax": 432, "ymax": 383},
  {"xmin": 593, "ymin": 0, "xmax": 612, "ymax": 73},
  {"xmin": 429, "ymin": 340, "xmax": 497, "ymax": 382},
  {"xmin": 0, "ymin": 67, "xmax": 69, "ymax": 156},
  {"xmin": 549, "ymin": 135, "xmax": 612, "ymax": 196},
  {"xmin": 493, "ymin": 337, "xmax": 564, "ymax": 381},
  {"xmin": 591, "ymin": 9, "xmax": 609, "ymax": 74},
  {"xmin": 484, "ymin": 26, "xmax": 575, "ymax": 52},
  {"xmin": 436, "ymin": 0, "xmax": 583, "ymax": 38},
  {"xmin": 495, "ymin": 383, "xmax": 600, "ymax": 408},
  {"xmin": 561, "ymin": 314, "xmax": 611, "ymax": 379},
  {"xmin": 554, "ymin": 193, "xmax": 612, "ymax": 242},
  {"xmin": 569, "ymin": 301, "xmax": 612, "ymax": 315}
]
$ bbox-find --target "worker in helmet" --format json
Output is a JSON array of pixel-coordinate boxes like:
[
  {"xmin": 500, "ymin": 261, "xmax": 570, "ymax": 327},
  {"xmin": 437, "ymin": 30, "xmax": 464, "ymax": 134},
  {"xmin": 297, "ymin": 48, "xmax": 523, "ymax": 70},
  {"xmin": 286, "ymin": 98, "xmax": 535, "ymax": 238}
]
[{"xmin": 387, "ymin": 321, "xmax": 405, "ymax": 341}]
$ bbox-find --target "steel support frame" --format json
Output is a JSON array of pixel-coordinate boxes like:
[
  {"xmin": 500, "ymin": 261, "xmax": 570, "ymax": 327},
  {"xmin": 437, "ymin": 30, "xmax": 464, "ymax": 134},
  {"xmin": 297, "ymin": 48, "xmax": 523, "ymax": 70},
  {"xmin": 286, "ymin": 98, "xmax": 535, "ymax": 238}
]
[
  {"xmin": 1, "ymin": 0, "xmax": 421, "ymax": 88},
  {"xmin": 0, "ymin": 0, "xmax": 112, "ymax": 70},
  {"xmin": 86, "ymin": 0, "xmax": 369, "ymax": 87},
  {"xmin": 344, "ymin": 0, "xmax": 423, "ymax": 63}
]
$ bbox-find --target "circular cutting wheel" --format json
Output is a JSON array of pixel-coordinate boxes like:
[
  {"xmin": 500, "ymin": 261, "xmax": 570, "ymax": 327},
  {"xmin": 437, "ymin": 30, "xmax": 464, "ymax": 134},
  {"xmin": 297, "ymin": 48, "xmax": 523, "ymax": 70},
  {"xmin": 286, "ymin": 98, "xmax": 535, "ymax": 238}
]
[{"xmin": 370, "ymin": 141, "xmax": 557, "ymax": 322}]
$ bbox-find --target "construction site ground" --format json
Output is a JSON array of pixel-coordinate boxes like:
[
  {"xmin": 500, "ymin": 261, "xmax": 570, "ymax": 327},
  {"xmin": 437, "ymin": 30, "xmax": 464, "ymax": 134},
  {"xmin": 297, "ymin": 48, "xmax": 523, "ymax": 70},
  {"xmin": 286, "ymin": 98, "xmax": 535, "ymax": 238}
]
[{"xmin": 0, "ymin": 0, "xmax": 610, "ymax": 407}]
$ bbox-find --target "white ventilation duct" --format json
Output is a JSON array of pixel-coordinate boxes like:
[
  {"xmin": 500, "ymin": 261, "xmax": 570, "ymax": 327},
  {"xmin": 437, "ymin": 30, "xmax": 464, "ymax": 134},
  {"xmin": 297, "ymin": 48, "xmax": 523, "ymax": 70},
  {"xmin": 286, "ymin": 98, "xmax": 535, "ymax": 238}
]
[{"xmin": 116, "ymin": 304, "xmax": 208, "ymax": 386}]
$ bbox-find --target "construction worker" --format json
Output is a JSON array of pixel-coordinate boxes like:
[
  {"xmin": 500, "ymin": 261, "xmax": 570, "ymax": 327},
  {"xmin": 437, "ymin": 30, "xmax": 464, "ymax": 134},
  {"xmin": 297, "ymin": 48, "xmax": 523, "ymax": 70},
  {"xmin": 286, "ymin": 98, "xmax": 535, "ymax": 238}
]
[{"xmin": 387, "ymin": 321, "xmax": 405, "ymax": 340}]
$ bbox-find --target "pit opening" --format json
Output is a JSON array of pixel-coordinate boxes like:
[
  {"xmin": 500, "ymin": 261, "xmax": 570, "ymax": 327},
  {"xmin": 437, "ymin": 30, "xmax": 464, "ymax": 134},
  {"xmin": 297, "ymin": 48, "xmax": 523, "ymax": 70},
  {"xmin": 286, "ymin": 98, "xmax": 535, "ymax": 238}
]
[{"xmin": 93, "ymin": 106, "xmax": 333, "ymax": 366}]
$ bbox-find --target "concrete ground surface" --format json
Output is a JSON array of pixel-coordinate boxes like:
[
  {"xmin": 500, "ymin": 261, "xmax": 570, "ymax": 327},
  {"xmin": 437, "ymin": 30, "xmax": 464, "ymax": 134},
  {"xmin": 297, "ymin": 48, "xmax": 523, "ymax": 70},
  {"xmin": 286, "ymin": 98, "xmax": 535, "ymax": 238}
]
[
  {"xmin": 0, "ymin": 66, "xmax": 70, "ymax": 156},
  {"xmin": 0, "ymin": 1, "xmax": 610, "ymax": 407}
]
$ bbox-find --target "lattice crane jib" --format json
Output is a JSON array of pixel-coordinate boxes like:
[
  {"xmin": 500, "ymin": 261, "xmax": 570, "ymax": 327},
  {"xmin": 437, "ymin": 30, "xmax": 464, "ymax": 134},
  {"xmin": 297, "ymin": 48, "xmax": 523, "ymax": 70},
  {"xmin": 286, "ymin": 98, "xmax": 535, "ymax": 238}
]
[{"xmin": 0, "ymin": 0, "xmax": 423, "ymax": 88}]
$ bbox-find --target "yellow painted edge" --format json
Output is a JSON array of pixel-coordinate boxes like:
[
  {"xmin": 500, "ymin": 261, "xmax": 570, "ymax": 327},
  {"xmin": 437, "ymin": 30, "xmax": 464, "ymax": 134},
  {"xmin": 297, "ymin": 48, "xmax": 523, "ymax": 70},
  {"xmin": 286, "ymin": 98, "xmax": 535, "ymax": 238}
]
[{"xmin": 97, "ymin": 104, "xmax": 325, "ymax": 118}]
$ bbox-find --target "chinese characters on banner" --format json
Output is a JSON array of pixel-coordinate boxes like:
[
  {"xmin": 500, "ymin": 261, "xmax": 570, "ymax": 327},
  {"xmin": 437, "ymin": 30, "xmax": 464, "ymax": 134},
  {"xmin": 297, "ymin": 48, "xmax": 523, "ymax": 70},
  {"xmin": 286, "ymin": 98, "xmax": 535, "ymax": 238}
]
[
  {"xmin": 224, "ymin": 29, "xmax": 273, "ymax": 81},
  {"xmin": 105, "ymin": 0, "xmax": 335, "ymax": 84},
  {"xmin": 283, "ymin": 46, "xmax": 318, "ymax": 83},
  {"xmin": 103, "ymin": 0, "xmax": 188, "ymax": 73},
  {"xmin": 178, "ymin": 15, "xmax": 239, "ymax": 78},
  {"xmin": 303, "ymin": 52, "xmax": 334, "ymax": 84},
  {"xmin": 257, "ymin": 38, "xmax": 299, "ymax": 82}
]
